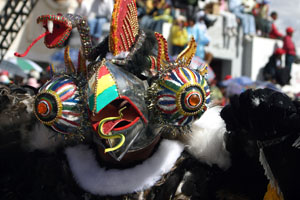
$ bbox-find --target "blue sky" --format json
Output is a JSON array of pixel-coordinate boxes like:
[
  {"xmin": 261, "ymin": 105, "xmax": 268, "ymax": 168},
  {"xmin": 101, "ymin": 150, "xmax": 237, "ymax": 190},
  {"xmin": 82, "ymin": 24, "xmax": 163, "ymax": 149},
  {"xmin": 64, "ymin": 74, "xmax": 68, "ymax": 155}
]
[{"xmin": 269, "ymin": 0, "xmax": 300, "ymax": 49}]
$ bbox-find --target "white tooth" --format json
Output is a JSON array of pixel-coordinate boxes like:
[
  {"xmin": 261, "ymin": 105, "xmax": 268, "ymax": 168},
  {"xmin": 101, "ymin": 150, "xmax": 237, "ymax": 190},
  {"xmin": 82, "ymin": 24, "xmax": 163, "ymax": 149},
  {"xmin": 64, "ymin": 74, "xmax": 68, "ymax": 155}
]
[{"xmin": 47, "ymin": 20, "xmax": 53, "ymax": 34}]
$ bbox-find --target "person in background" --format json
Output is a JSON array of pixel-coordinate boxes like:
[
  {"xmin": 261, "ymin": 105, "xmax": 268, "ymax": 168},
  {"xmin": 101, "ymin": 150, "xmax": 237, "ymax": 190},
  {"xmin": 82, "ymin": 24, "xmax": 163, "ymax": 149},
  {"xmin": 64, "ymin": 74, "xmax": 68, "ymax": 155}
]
[
  {"xmin": 254, "ymin": 0, "xmax": 271, "ymax": 37},
  {"xmin": 170, "ymin": 16, "xmax": 188, "ymax": 56},
  {"xmin": 283, "ymin": 27, "xmax": 296, "ymax": 84},
  {"xmin": 75, "ymin": 0, "xmax": 89, "ymax": 17},
  {"xmin": 187, "ymin": 17, "xmax": 210, "ymax": 61},
  {"xmin": 268, "ymin": 11, "xmax": 283, "ymax": 39},
  {"xmin": 263, "ymin": 47, "xmax": 285, "ymax": 84},
  {"xmin": 228, "ymin": 0, "xmax": 256, "ymax": 40},
  {"xmin": 0, "ymin": 71, "xmax": 11, "ymax": 85},
  {"xmin": 139, "ymin": 0, "xmax": 173, "ymax": 33},
  {"xmin": 27, "ymin": 70, "xmax": 41, "ymax": 88},
  {"xmin": 87, "ymin": 0, "xmax": 114, "ymax": 44},
  {"xmin": 219, "ymin": 0, "xmax": 238, "ymax": 36}
]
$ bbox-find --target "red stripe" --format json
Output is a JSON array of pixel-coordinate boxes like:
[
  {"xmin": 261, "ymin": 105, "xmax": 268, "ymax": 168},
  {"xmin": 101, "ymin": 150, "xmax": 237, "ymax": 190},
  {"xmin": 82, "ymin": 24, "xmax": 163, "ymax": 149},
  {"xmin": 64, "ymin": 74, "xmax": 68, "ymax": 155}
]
[
  {"xmin": 157, "ymin": 94, "xmax": 176, "ymax": 99},
  {"xmin": 60, "ymin": 90, "xmax": 75, "ymax": 101},
  {"xmin": 178, "ymin": 116, "xmax": 187, "ymax": 125},
  {"xmin": 176, "ymin": 68, "xmax": 188, "ymax": 84},
  {"xmin": 98, "ymin": 66, "xmax": 110, "ymax": 79},
  {"xmin": 62, "ymin": 111, "xmax": 81, "ymax": 116},
  {"xmin": 55, "ymin": 82, "xmax": 75, "ymax": 93}
]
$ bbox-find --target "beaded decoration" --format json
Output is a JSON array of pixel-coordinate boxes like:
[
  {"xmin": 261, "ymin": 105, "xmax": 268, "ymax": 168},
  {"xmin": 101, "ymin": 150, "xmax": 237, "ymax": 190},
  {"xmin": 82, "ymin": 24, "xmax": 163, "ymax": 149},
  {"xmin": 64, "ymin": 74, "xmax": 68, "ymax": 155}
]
[
  {"xmin": 109, "ymin": 0, "xmax": 139, "ymax": 55},
  {"xmin": 36, "ymin": 14, "xmax": 72, "ymax": 48},
  {"xmin": 151, "ymin": 32, "xmax": 170, "ymax": 75}
]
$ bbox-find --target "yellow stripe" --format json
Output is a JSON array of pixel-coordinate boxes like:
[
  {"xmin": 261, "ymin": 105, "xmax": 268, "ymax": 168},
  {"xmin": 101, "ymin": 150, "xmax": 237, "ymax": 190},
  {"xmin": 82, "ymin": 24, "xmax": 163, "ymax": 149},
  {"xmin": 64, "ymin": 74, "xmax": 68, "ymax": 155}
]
[
  {"xmin": 180, "ymin": 68, "xmax": 190, "ymax": 83},
  {"xmin": 96, "ymin": 74, "xmax": 115, "ymax": 96}
]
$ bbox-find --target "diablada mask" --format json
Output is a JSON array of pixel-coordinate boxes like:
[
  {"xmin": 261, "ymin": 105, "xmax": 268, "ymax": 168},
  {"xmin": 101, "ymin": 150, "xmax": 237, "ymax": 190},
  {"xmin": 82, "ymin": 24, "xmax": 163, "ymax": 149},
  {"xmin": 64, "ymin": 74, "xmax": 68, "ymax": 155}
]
[{"xmin": 87, "ymin": 60, "xmax": 155, "ymax": 161}]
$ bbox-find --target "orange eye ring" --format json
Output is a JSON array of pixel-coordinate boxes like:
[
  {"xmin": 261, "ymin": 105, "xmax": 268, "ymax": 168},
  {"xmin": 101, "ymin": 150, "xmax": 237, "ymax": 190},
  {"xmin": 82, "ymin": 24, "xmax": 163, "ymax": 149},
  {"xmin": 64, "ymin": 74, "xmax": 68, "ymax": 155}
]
[
  {"xmin": 37, "ymin": 102, "xmax": 48, "ymax": 115},
  {"xmin": 188, "ymin": 94, "xmax": 200, "ymax": 106}
]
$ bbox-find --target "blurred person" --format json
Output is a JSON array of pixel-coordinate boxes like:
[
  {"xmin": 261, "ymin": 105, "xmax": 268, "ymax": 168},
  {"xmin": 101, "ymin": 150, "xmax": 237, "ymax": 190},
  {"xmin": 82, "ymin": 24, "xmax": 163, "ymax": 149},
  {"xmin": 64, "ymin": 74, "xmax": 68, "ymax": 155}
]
[
  {"xmin": 27, "ymin": 70, "xmax": 41, "ymax": 88},
  {"xmin": 195, "ymin": 9, "xmax": 217, "ymax": 30},
  {"xmin": 219, "ymin": 0, "xmax": 238, "ymax": 36},
  {"xmin": 263, "ymin": 47, "xmax": 285, "ymax": 84},
  {"xmin": 268, "ymin": 11, "xmax": 283, "ymax": 39},
  {"xmin": 75, "ymin": 0, "xmax": 89, "ymax": 17},
  {"xmin": 0, "ymin": 71, "xmax": 11, "ymax": 85},
  {"xmin": 27, "ymin": 77, "xmax": 40, "ymax": 88},
  {"xmin": 254, "ymin": 0, "xmax": 271, "ymax": 37},
  {"xmin": 228, "ymin": 0, "xmax": 256, "ymax": 40},
  {"xmin": 242, "ymin": 0, "xmax": 256, "ymax": 14},
  {"xmin": 170, "ymin": 16, "xmax": 188, "ymax": 55},
  {"xmin": 88, "ymin": 0, "xmax": 114, "ymax": 44},
  {"xmin": 139, "ymin": 0, "xmax": 173, "ymax": 33},
  {"xmin": 187, "ymin": 17, "xmax": 210, "ymax": 60},
  {"xmin": 283, "ymin": 27, "xmax": 296, "ymax": 84},
  {"xmin": 210, "ymin": 79, "xmax": 226, "ymax": 106}
]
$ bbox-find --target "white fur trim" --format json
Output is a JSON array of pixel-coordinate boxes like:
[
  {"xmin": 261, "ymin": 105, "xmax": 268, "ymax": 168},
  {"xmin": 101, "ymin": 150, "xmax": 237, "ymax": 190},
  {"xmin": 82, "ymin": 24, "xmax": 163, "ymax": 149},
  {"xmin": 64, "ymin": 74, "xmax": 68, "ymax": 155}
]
[
  {"xmin": 186, "ymin": 106, "xmax": 231, "ymax": 170},
  {"xmin": 65, "ymin": 139, "xmax": 184, "ymax": 196}
]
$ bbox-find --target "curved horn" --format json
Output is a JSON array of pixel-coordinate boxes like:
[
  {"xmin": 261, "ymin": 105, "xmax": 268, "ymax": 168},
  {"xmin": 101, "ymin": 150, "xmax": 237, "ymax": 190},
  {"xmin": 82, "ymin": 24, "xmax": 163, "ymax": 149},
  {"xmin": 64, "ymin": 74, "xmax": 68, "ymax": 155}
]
[
  {"xmin": 175, "ymin": 37, "xmax": 197, "ymax": 67},
  {"xmin": 64, "ymin": 46, "xmax": 76, "ymax": 73}
]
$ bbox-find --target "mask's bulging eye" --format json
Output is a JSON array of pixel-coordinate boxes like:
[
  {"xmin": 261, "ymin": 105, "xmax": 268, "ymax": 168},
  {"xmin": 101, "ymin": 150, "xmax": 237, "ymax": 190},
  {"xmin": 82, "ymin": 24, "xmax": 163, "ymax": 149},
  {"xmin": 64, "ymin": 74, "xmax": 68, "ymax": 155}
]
[
  {"xmin": 186, "ymin": 91, "xmax": 202, "ymax": 108},
  {"xmin": 33, "ymin": 76, "xmax": 83, "ymax": 135},
  {"xmin": 155, "ymin": 67, "xmax": 210, "ymax": 126},
  {"xmin": 34, "ymin": 91, "xmax": 60, "ymax": 125},
  {"xmin": 179, "ymin": 85, "xmax": 206, "ymax": 115}
]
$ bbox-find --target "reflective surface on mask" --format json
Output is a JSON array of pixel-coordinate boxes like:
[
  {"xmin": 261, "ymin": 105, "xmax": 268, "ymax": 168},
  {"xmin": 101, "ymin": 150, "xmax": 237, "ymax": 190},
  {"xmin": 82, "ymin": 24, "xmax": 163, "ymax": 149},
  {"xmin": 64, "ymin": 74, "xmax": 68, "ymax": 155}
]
[
  {"xmin": 88, "ymin": 61, "xmax": 156, "ymax": 161},
  {"xmin": 34, "ymin": 75, "xmax": 83, "ymax": 135},
  {"xmin": 156, "ymin": 67, "xmax": 210, "ymax": 126}
]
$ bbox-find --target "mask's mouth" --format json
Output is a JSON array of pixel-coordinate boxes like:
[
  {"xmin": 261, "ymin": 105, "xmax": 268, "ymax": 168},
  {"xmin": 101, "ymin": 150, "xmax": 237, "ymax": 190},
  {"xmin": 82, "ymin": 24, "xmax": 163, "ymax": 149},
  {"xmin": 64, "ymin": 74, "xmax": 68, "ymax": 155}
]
[
  {"xmin": 37, "ymin": 14, "xmax": 72, "ymax": 48},
  {"xmin": 91, "ymin": 97, "xmax": 147, "ymax": 135}
]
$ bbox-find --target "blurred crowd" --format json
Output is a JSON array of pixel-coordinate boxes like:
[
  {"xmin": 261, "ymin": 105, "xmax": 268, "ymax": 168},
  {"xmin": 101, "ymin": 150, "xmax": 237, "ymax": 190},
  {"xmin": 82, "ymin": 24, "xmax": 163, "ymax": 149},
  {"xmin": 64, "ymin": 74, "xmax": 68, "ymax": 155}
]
[
  {"xmin": 0, "ymin": 0, "xmax": 298, "ymax": 106},
  {"xmin": 0, "ymin": 67, "xmax": 50, "ymax": 89}
]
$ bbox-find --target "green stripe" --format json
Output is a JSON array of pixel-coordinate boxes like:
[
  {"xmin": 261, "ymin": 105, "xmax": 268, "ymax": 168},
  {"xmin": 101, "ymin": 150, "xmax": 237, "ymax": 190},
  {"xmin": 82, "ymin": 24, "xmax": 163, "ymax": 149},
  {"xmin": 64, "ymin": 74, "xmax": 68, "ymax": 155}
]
[
  {"xmin": 170, "ymin": 111, "xmax": 181, "ymax": 121},
  {"xmin": 49, "ymin": 78, "xmax": 61, "ymax": 90},
  {"xmin": 88, "ymin": 94, "xmax": 95, "ymax": 111},
  {"xmin": 201, "ymin": 76, "xmax": 204, "ymax": 86},
  {"xmin": 62, "ymin": 104, "xmax": 76, "ymax": 111},
  {"xmin": 162, "ymin": 80, "xmax": 180, "ymax": 92},
  {"xmin": 96, "ymin": 85, "xmax": 118, "ymax": 112}
]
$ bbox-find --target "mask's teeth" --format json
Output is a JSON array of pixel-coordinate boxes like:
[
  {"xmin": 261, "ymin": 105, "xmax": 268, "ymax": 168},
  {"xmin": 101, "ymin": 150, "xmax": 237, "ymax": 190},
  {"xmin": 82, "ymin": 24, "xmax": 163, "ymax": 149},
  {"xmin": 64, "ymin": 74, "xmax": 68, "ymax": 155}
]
[{"xmin": 47, "ymin": 20, "xmax": 53, "ymax": 34}]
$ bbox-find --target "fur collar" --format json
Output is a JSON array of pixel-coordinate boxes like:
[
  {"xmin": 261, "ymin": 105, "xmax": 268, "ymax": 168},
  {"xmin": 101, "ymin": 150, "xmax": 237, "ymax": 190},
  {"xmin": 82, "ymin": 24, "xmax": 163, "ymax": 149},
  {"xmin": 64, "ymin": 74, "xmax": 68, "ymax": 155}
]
[{"xmin": 65, "ymin": 139, "xmax": 184, "ymax": 196}]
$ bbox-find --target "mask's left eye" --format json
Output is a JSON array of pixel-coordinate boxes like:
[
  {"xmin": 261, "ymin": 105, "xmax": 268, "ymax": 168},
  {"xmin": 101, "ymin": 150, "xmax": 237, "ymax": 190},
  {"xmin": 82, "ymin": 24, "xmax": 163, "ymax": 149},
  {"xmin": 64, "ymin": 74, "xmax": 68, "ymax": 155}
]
[
  {"xmin": 34, "ymin": 91, "xmax": 61, "ymax": 126},
  {"xmin": 179, "ymin": 85, "xmax": 206, "ymax": 115}
]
